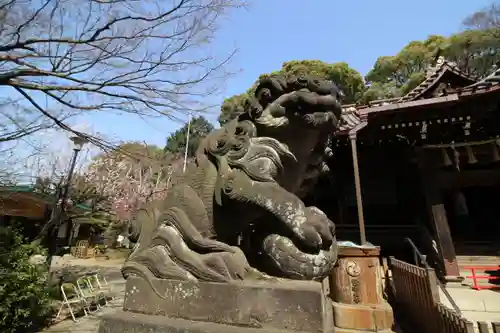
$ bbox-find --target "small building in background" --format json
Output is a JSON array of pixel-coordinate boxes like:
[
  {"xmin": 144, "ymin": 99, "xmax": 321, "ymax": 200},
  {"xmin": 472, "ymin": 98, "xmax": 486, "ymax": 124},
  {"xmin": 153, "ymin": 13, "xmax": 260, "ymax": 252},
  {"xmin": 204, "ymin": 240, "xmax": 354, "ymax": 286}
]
[{"xmin": 0, "ymin": 185, "xmax": 92, "ymax": 247}]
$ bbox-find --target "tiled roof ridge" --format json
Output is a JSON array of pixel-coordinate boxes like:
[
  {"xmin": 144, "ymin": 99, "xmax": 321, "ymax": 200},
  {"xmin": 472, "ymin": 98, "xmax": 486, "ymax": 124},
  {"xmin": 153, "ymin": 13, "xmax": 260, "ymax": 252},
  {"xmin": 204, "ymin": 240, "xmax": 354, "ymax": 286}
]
[
  {"xmin": 425, "ymin": 56, "xmax": 447, "ymax": 77},
  {"xmin": 462, "ymin": 66, "xmax": 500, "ymax": 91},
  {"xmin": 398, "ymin": 56, "xmax": 477, "ymax": 102},
  {"xmin": 338, "ymin": 105, "xmax": 362, "ymax": 132}
]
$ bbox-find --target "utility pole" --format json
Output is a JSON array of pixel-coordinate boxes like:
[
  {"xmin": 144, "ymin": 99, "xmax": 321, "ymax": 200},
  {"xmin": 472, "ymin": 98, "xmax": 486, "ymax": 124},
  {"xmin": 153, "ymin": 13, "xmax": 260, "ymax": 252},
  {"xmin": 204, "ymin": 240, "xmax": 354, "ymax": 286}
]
[{"xmin": 183, "ymin": 114, "xmax": 192, "ymax": 173}]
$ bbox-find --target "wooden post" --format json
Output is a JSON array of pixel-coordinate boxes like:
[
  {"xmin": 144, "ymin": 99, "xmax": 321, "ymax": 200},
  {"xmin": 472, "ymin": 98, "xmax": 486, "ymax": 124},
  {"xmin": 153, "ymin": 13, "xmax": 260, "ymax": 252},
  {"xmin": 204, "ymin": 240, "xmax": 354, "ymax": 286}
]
[
  {"xmin": 425, "ymin": 267, "xmax": 441, "ymax": 303},
  {"xmin": 331, "ymin": 246, "xmax": 383, "ymax": 305},
  {"xmin": 417, "ymin": 149, "xmax": 460, "ymax": 278},
  {"xmin": 478, "ymin": 322, "xmax": 489, "ymax": 333},
  {"xmin": 349, "ymin": 126, "xmax": 367, "ymax": 245},
  {"xmin": 329, "ymin": 246, "xmax": 395, "ymax": 332}
]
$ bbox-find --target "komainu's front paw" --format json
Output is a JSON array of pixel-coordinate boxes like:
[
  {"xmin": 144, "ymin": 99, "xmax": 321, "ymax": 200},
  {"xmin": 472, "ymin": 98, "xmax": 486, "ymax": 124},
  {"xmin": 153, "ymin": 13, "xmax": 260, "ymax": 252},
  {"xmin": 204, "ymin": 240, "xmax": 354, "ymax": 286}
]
[
  {"xmin": 302, "ymin": 206, "xmax": 335, "ymax": 250},
  {"xmin": 295, "ymin": 222, "xmax": 323, "ymax": 250}
]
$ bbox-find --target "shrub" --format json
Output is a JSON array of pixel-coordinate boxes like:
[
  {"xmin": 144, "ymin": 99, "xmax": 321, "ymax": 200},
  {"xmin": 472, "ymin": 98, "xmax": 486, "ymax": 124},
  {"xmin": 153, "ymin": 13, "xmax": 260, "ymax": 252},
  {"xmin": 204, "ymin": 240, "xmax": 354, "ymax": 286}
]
[{"xmin": 0, "ymin": 225, "xmax": 54, "ymax": 333}]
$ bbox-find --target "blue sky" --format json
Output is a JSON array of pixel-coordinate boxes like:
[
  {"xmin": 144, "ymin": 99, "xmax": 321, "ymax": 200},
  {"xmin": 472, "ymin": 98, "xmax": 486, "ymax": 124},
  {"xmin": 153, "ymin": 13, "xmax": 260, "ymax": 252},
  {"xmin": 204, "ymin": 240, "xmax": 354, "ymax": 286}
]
[{"xmin": 84, "ymin": 0, "xmax": 491, "ymax": 148}]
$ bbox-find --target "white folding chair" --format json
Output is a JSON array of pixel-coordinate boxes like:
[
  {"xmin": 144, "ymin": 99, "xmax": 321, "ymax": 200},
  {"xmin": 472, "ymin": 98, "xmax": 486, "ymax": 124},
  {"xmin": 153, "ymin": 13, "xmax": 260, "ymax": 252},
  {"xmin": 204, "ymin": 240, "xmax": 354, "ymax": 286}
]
[
  {"xmin": 55, "ymin": 283, "xmax": 87, "ymax": 322},
  {"xmin": 91, "ymin": 271, "xmax": 109, "ymax": 289},
  {"xmin": 76, "ymin": 276, "xmax": 104, "ymax": 311},
  {"xmin": 87, "ymin": 272, "xmax": 112, "ymax": 306}
]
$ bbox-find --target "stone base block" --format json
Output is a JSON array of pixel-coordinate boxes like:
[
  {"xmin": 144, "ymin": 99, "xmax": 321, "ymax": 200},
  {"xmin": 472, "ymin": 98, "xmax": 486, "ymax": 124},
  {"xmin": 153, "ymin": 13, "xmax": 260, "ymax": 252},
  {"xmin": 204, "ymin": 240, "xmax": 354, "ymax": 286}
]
[
  {"xmin": 332, "ymin": 301, "xmax": 395, "ymax": 332},
  {"xmin": 117, "ymin": 276, "xmax": 333, "ymax": 333},
  {"xmin": 99, "ymin": 311, "xmax": 299, "ymax": 333}
]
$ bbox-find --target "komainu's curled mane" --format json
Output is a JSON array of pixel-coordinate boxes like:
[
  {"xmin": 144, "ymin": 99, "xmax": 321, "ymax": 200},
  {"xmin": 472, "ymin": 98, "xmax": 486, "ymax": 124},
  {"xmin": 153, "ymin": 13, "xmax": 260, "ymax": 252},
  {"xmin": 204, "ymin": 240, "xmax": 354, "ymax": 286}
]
[{"xmin": 122, "ymin": 74, "xmax": 355, "ymax": 289}]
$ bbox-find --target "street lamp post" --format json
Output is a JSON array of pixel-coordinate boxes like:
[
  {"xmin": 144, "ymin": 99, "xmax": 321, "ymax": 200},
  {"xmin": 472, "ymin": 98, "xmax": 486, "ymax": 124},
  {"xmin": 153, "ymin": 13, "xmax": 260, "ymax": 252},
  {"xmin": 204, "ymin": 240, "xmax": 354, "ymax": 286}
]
[
  {"xmin": 46, "ymin": 136, "xmax": 88, "ymax": 268},
  {"xmin": 62, "ymin": 136, "xmax": 88, "ymax": 200}
]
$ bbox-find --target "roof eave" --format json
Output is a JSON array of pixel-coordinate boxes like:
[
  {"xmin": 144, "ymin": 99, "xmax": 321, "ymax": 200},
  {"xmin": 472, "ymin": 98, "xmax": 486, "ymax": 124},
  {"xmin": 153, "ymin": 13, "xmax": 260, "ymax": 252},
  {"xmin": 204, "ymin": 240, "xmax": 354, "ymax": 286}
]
[{"xmin": 360, "ymin": 84, "xmax": 500, "ymax": 117}]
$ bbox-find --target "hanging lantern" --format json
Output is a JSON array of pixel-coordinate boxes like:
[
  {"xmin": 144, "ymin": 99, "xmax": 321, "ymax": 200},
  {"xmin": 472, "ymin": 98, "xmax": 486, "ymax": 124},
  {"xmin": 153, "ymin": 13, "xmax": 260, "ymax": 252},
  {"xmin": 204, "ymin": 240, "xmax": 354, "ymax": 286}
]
[
  {"xmin": 492, "ymin": 142, "xmax": 500, "ymax": 162},
  {"xmin": 451, "ymin": 144, "xmax": 460, "ymax": 171},
  {"xmin": 441, "ymin": 148, "xmax": 453, "ymax": 167},
  {"xmin": 465, "ymin": 145, "xmax": 477, "ymax": 164}
]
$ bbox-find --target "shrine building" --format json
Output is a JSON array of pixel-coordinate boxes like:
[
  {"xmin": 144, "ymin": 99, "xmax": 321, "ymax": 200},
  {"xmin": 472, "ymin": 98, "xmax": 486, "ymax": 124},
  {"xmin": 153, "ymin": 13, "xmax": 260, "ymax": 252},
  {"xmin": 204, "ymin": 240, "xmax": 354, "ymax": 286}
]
[{"xmin": 313, "ymin": 57, "xmax": 500, "ymax": 280}]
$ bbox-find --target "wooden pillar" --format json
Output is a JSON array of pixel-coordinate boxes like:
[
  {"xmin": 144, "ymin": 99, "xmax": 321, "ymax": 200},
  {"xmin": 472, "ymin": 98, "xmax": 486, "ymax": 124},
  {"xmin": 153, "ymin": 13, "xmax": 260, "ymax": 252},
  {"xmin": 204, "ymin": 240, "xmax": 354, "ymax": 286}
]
[
  {"xmin": 349, "ymin": 121, "xmax": 368, "ymax": 245},
  {"xmin": 417, "ymin": 149, "xmax": 460, "ymax": 278}
]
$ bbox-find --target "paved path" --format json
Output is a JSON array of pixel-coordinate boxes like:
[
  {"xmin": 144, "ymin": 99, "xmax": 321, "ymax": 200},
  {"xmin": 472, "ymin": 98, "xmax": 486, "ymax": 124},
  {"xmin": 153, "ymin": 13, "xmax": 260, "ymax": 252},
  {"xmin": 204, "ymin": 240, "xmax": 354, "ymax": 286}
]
[
  {"xmin": 40, "ymin": 282, "xmax": 125, "ymax": 333},
  {"xmin": 440, "ymin": 286, "xmax": 500, "ymax": 332}
]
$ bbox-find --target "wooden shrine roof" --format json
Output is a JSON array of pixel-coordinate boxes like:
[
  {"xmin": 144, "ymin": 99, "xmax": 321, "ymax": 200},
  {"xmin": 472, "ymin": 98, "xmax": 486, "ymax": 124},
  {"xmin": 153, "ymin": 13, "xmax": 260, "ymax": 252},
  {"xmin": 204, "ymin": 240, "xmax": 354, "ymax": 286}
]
[
  {"xmin": 460, "ymin": 67, "xmax": 500, "ymax": 92},
  {"xmin": 398, "ymin": 57, "xmax": 477, "ymax": 102},
  {"xmin": 337, "ymin": 59, "xmax": 500, "ymax": 134}
]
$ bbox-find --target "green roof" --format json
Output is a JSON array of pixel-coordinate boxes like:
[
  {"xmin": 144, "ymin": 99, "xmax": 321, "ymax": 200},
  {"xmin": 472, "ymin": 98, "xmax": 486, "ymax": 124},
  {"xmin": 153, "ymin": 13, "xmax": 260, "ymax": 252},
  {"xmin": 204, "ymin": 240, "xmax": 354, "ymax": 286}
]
[
  {"xmin": 0, "ymin": 185, "xmax": 91, "ymax": 212},
  {"xmin": 0, "ymin": 185, "xmax": 43, "ymax": 192}
]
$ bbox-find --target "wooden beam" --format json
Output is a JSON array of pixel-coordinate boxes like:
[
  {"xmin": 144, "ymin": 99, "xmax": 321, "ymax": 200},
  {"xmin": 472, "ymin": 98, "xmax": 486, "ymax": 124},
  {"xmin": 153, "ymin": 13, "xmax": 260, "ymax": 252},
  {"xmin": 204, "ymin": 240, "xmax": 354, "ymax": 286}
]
[
  {"xmin": 360, "ymin": 95, "xmax": 459, "ymax": 116},
  {"xmin": 359, "ymin": 84, "xmax": 500, "ymax": 118},
  {"xmin": 438, "ymin": 169, "xmax": 500, "ymax": 188},
  {"xmin": 417, "ymin": 149, "xmax": 460, "ymax": 278}
]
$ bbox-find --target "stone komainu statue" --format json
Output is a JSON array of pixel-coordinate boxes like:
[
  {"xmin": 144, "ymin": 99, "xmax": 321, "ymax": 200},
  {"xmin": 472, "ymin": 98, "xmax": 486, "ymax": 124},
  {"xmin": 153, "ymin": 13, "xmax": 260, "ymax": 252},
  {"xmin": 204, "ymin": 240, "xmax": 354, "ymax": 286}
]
[{"xmin": 123, "ymin": 74, "xmax": 352, "ymax": 289}]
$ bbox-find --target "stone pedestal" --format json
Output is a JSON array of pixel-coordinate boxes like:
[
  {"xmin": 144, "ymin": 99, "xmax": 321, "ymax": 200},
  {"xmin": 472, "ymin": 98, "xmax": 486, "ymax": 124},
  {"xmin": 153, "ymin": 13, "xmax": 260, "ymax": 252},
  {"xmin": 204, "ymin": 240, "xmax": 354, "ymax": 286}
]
[
  {"xmin": 329, "ymin": 245, "xmax": 395, "ymax": 332},
  {"xmin": 98, "ymin": 276, "xmax": 334, "ymax": 333}
]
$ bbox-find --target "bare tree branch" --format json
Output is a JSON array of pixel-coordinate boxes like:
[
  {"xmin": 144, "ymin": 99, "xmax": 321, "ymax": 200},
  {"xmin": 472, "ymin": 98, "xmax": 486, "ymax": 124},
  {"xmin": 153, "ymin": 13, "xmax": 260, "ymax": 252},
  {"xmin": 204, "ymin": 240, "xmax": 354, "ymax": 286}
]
[
  {"xmin": 463, "ymin": 2, "xmax": 500, "ymax": 43},
  {"xmin": 0, "ymin": 0, "xmax": 243, "ymax": 145}
]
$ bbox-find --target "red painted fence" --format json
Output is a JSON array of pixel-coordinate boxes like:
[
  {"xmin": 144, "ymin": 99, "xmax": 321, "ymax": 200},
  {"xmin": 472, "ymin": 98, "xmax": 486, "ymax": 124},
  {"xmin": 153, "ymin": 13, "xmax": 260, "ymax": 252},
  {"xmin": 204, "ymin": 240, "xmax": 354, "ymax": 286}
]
[{"xmin": 462, "ymin": 265, "xmax": 500, "ymax": 290}]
